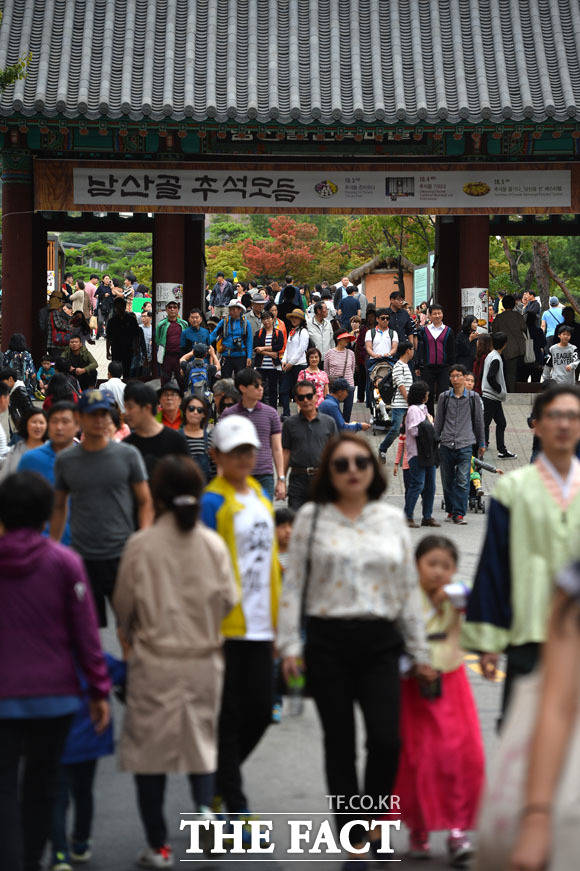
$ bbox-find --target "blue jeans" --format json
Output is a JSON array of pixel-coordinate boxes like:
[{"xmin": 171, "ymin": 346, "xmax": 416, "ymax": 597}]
[
  {"xmin": 404, "ymin": 457, "xmax": 436, "ymax": 520},
  {"xmin": 439, "ymin": 444, "xmax": 472, "ymax": 518},
  {"xmin": 254, "ymin": 473, "xmax": 274, "ymax": 502},
  {"xmin": 280, "ymin": 365, "xmax": 306, "ymax": 416},
  {"xmin": 51, "ymin": 760, "xmax": 97, "ymax": 854},
  {"xmin": 379, "ymin": 407, "xmax": 406, "ymax": 454}
]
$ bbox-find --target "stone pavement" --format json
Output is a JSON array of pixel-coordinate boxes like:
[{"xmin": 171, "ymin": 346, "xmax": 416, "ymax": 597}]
[{"xmin": 82, "ymin": 376, "xmax": 536, "ymax": 871}]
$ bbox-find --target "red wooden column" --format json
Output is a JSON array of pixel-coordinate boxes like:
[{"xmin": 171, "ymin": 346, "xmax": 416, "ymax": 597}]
[
  {"xmin": 458, "ymin": 215, "xmax": 489, "ymax": 310},
  {"xmin": 153, "ymin": 213, "xmax": 186, "ymax": 324},
  {"xmin": 434, "ymin": 217, "xmax": 460, "ymax": 330},
  {"xmin": 1, "ymin": 147, "xmax": 44, "ymax": 356},
  {"xmin": 184, "ymin": 215, "xmax": 206, "ymax": 312}
]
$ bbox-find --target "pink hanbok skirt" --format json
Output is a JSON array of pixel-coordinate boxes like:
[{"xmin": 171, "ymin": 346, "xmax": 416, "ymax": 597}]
[{"xmin": 394, "ymin": 664, "xmax": 485, "ymax": 832}]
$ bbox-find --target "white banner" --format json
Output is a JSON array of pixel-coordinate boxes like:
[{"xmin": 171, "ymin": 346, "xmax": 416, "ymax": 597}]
[{"xmin": 72, "ymin": 168, "xmax": 571, "ymax": 210}]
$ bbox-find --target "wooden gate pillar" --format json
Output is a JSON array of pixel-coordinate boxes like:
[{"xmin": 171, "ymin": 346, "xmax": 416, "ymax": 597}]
[
  {"xmin": 1, "ymin": 148, "xmax": 45, "ymax": 357},
  {"xmin": 434, "ymin": 217, "xmax": 460, "ymax": 330}
]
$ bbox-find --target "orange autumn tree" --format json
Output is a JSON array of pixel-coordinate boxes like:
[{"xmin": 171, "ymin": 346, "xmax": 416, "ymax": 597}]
[{"xmin": 242, "ymin": 217, "xmax": 322, "ymax": 284}]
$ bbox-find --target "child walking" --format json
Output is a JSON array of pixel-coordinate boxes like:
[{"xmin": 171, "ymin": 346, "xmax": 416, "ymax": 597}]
[
  {"xmin": 272, "ymin": 508, "xmax": 295, "ymax": 722},
  {"xmin": 394, "ymin": 535, "xmax": 485, "ymax": 867},
  {"xmin": 51, "ymin": 654, "xmax": 126, "ymax": 871}
]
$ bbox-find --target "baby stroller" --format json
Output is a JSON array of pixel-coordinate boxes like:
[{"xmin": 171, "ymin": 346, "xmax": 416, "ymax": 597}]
[
  {"xmin": 369, "ymin": 359, "xmax": 395, "ymax": 435},
  {"xmin": 468, "ymin": 456, "xmax": 486, "ymax": 514}
]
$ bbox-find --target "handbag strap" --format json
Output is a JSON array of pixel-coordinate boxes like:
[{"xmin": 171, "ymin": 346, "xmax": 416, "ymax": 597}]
[
  {"xmin": 341, "ymin": 351, "xmax": 349, "ymax": 377},
  {"xmin": 301, "ymin": 503, "xmax": 321, "ymax": 621}
]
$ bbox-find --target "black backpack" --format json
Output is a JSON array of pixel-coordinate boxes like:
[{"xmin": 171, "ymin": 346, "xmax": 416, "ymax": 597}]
[
  {"xmin": 377, "ymin": 365, "xmax": 396, "ymax": 405},
  {"xmin": 440, "ymin": 391, "xmax": 477, "ymax": 434}
]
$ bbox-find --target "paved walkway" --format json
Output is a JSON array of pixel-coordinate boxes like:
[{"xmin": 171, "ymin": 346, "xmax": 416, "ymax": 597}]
[{"xmin": 86, "ymin": 365, "xmax": 536, "ymax": 870}]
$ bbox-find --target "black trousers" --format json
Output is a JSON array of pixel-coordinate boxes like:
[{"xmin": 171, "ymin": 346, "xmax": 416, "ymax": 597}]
[
  {"xmin": 52, "ymin": 759, "xmax": 97, "ymax": 852},
  {"xmin": 258, "ymin": 368, "xmax": 279, "ymax": 408},
  {"xmin": 221, "ymin": 357, "xmax": 247, "ymax": 379},
  {"xmin": 483, "ymin": 396, "xmax": 507, "ymax": 453},
  {"xmin": 135, "ymin": 773, "xmax": 215, "ymax": 849},
  {"xmin": 305, "ymin": 618, "xmax": 403, "ymax": 841},
  {"xmin": 83, "ymin": 557, "xmax": 120, "ymax": 627},
  {"xmin": 287, "ymin": 473, "xmax": 313, "ymax": 512},
  {"xmin": 217, "ymin": 640, "xmax": 273, "ymax": 812},
  {"xmin": 421, "ymin": 365, "xmax": 450, "ymax": 415},
  {"xmin": 0, "ymin": 715, "xmax": 73, "ymax": 871},
  {"xmin": 354, "ymin": 362, "xmax": 366, "ymax": 402}
]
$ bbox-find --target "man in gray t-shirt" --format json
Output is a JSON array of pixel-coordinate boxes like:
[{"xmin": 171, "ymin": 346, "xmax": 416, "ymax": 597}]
[{"xmin": 51, "ymin": 389, "xmax": 153, "ymax": 625}]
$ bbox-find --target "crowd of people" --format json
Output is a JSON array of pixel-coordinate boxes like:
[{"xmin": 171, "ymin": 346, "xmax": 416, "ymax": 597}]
[{"xmin": 1, "ymin": 266, "xmax": 580, "ymax": 871}]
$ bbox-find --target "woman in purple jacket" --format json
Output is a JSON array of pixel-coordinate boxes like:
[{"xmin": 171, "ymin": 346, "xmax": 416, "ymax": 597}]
[{"xmin": 0, "ymin": 470, "xmax": 111, "ymax": 871}]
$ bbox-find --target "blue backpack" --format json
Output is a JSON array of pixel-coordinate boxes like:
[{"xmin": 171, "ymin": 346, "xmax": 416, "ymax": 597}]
[{"xmin": 186, "ymin": 360, "xmax": 210, "ymax": 397}]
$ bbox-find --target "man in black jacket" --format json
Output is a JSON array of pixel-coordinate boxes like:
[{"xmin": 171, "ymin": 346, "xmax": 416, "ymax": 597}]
[{"xmin": 0, "ymin": 368, "xmax": 33, "ymax": 437}]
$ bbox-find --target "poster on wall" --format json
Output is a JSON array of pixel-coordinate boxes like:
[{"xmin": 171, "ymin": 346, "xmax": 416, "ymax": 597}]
[
  {"xmin": 414, "ymin": 266, "xmax": 428, "ymax": 308},
  {"xmin": 47, "ymin": 270, "xmax": 55, "ymax": 295},
  {"xmin": 155, "ymin": 283, "xmax": 183, "ymax": 327},
  {"xmin": 461, "ymin": 287, "xmax": 489, "ymax": 330}
]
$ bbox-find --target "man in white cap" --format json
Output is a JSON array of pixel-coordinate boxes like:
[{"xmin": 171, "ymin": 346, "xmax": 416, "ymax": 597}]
[
  {"xmin": 201, "ymin": 415, "xmax": 281, "ymax": 821},
  {"xmin": 209, "ymin": 300, "xmax": 253, "ymax": 378}
]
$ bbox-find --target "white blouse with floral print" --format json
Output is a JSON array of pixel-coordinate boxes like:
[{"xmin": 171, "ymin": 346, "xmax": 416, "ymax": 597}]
[{"xmin": 277, "ymin": 500, "xmax": 430, "ymax": 663}]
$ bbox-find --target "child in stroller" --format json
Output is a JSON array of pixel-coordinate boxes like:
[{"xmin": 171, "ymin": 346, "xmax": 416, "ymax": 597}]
[
  {"xmin": 369, "ymin": 359, "xmax": 395, "ymax": 435},
  {"xmin": 469, "ymin": 456, "xmax": 504, "ymax": 513}
]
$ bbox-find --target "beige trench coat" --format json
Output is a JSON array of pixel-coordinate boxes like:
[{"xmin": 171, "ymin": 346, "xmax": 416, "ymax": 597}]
[{"xmin": 113, "ymin": 513, "xmax": 238, "ymax": 774}]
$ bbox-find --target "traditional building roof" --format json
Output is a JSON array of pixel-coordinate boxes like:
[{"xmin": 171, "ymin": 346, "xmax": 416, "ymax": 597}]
[
  {"xmin": 0, "ymin": 0, "xmax": 578, "ymax": 126},
  {"xmin": 350, "ymin": 254, "xmax": 415, "ymax": 284}
]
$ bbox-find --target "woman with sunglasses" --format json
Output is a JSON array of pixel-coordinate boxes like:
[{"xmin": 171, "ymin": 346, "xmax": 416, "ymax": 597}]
[
  {"xmin": 278, "ymin": 433, "xmax": 432, "ymax": 866},
  {"xmin": 181, "ymin": 394, "xmax": 213, "ymax": 484}
]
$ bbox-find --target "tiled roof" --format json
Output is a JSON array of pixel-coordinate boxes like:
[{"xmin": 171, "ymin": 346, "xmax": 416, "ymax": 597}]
[{"xmin": 0, "ymin": 0, "xmax": 578, "ymax": 125}]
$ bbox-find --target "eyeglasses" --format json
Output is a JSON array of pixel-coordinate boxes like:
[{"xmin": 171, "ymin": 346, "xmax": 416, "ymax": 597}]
[
  {"xmin": 296, "ymin": 393, "xmax": 315, "ymax": 402},
  {"xmin": 543, "ymin": 410, "xmax": 580, "ymax": 422},
  {"xmin": 331, "ymin": 455, "xmax": 373, "ymax": 473},
  {"xmin": 187, "ymin": 405, "xmax": 204, "ymax": 413}
]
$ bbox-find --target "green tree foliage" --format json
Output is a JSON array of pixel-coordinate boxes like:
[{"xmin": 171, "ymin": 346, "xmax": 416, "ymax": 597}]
[{"xmin": 61, "ymin": 232, "xmax": 153, "ymax": 287}]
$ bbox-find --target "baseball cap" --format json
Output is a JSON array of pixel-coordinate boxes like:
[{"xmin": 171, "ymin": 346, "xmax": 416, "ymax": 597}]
[
  {"xmin": 212, "ymin": 415, "xmax": 261, "ymax": 453},
  {"xmin": 228, "ymin": 299, "xmax": 246, "ymax": 311},
  {"xmin": 165, "ymin": 300, "xmax": 179, "ymax": 308},
  {"xmin": 549, "ymin": 296, "xmax": 559, "ymax": 306},
  {"xmin": 78, "ymin": 389, "xmax": 113, "ymax": 414}
]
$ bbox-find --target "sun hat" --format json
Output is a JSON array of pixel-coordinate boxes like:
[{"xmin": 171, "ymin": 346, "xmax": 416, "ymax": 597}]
[
  {"xmin": 228, "ymin": 299, "xmax": 246, "ymax": 311},
  {"xmin": 336, "ymin": 332, "xmax": 355, "ymax": 342},
  {"xmin": 288, "ymin": 308, "xmax": 306, "ymax": 321}
]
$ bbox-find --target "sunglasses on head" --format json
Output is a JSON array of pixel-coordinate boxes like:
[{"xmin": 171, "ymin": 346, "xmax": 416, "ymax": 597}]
[
  {"xmin": 296, "ymin": 393, "xmax": 315, "ymax": 402},
  {"xmin": 331, "ymin": 455, "xmax": 373, "ymax": 474}
]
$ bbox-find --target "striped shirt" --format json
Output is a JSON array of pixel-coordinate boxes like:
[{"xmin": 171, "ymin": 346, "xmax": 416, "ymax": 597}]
[
  {"xmin": 221, "ymin": 401, "xmax": 282, "ymax": 475},
  {"xmin": 261, "ymin": 332, "xmax": 274, "ymax": 368},
  {"xmin": 391, "ymin": 360, "xmax": 413, "ymax": 408},
  {"xmin": 323, "ymin": 348, "xmax": 356, "ymax": 386}
]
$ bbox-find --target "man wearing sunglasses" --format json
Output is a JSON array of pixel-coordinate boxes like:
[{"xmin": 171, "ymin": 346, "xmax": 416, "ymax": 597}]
[
  {"xmin": 281, "ymin": 380, "xmax": 337, "ymax": 510},
  {"xmin": 318, "ymin": 378, "xmax": 371, "ymax": 434}
]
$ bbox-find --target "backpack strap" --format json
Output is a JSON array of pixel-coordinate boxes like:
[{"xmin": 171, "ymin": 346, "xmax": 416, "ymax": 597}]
[{"xmin": 371, "ymin": 328, "xmax": 376, "ymax": 342}]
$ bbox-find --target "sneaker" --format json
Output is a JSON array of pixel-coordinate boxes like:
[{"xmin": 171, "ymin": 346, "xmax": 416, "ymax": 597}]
[
  {"xmin": 52, "ymin": 853, "xmax": 73, "ymax": 871},
  {"xmin": 271, "ymin": 702, "xmax": 282, "ymax": 723},
  {"xmin": 137, "ymin": 845, "xmax": 173, "ymax": 868},
  {"xmin": 453, "ymin": 515, "xmax": 468, "ymax": 525},
  {"xmin": 406, "ymin": 518, "xmax": 419, "ymax": 528},
  {"xmin": 34, "ymin": 389, "xmax": 46, "ymax": 400},
  {"xmin": 445, "ymin": 513, "xmax": 454, "ymax": 522},
  {"xmin": 378, "ymin": 451, "xmax": 387, "ymax": 465},
  {"xmin": 447, "ymin": 831, "xmax": 473, "ymax": 866},
  {"xmin": 197, "ymin": 807, "xmax": 216, "ymax": 853},
  {"xmin": 70, "ymin": 840, "xmax": 92, "ymax": 862},
  {"xmin": 497, "ymin": 450, "xmax": 517, "ymax": 459},
  {"xmin": 408, "ymin": 829, "xmax": 431, "ymax": 859},
  {"xmin": 421, "ymin": 518, "xmax": 441, "ymax": 527}
]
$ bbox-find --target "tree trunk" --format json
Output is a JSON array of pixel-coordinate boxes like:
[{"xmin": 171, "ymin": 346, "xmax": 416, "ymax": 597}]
[
  {"xmin": 532, "ymin": 241, "xmax": 550, "ymax": 311},
  {"xmin": 500, "ymin": 236, "xmax": 522, "ymax": 286}
]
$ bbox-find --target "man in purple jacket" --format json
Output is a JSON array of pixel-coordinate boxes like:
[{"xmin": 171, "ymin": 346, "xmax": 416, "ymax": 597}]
[{"xmin": 0, "ymin": 470, "xmax": 110, "ymax": 871}]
